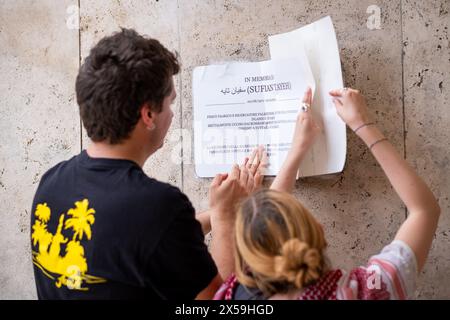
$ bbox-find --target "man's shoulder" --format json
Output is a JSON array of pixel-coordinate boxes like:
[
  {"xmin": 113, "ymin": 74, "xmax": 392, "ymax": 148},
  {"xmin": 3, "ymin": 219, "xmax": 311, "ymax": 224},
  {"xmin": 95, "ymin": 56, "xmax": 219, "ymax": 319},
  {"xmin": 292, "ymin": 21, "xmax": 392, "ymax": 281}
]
[
  {"xmin": 136, "ymin": 173, "xmax": 193, "ymax": 211},
  {"xmin": 128, "ymin": 168, "xmax": 179, "ymax": 196},
  {"xmin": 36, "ymin": 152, "xmax": 194, "ymax": 217},
  {"xmin": 38, "ymin": 154, "xmax": 78, "ymax": 185}
]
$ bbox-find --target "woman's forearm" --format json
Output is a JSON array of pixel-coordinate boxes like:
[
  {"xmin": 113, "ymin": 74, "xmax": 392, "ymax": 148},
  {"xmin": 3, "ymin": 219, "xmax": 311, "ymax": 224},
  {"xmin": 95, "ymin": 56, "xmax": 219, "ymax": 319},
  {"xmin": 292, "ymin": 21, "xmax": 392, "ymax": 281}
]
[
  {"xmin": 270, "ymin": 151, "xmax": 305, "ymax": 193},
  {"xmin": 357, "ymin": 125, "xmax": 439, "ymax": 215},
  {"xmin": 209, "ymin": 216, "xmax": 235, "ymax": 280},
  {"xmin": 357, "ymin": 124, "xmax": 440, "ymax": 271},
  {"xmin": 272, "ymin": 86, "xmax": 319, "ymax": 193},
  {"xmin": 329, "ymin": 87, "xmax": 439, "ymax": 271},
  {"xmin": 196, "ymin": 210, "xmax": 211, "ymax": 235}
]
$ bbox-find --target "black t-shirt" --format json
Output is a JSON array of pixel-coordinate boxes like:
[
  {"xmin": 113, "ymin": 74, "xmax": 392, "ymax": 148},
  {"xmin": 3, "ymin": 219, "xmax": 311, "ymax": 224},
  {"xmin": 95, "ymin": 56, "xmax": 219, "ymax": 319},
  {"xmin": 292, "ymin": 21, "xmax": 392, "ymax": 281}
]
[{"xmin": 30, "ymin": 150, "xmax": 217, "ymax": 299}]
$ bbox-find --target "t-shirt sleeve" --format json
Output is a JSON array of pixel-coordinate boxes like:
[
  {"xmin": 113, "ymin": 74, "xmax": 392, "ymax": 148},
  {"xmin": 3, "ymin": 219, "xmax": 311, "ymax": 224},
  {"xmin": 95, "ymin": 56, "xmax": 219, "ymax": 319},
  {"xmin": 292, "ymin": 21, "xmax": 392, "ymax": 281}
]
[
  {"xmin": 144, "ymin": 187, "xmax": 218, "ymax": 300},
  {"xmin": 337, "ymin": 240, "xmax": 418, "ymax": 300}
]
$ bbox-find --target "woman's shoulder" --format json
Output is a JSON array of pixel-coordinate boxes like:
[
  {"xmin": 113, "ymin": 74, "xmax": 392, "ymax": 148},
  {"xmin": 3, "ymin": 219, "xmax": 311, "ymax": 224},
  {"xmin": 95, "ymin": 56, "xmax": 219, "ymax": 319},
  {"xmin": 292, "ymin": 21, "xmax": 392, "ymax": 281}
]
[{"xmin": 337, "ymin": 240, "xmax": 418, "ymax": 300}]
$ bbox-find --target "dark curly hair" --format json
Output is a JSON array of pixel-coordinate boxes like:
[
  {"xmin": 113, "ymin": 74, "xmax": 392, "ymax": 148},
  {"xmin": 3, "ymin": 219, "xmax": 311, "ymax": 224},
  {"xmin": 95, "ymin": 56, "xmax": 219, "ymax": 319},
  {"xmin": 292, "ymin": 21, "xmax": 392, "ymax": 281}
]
[{"xmin": 76, "ymin": 28, "xmax": 180, "ymax": 144}]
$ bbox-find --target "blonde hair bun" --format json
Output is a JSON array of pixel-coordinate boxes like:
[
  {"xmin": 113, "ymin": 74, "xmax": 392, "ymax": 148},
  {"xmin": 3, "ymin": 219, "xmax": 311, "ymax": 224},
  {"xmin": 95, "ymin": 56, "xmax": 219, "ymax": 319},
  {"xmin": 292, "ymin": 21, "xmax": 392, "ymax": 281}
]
[
  {"xmin": 274, "ymin": 238, "xmax": 321, "ymax": 288},
  {"xmin": 234, "ymin": 189, "xmax": 327, "ymax": 295}
]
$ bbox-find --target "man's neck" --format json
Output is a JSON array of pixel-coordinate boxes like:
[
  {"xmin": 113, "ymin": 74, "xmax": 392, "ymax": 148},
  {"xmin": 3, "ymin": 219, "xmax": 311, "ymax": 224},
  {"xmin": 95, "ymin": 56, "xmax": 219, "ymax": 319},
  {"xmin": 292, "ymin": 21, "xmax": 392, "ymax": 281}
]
[{"xmin": 86, "ymin": 141, "xmax": 150, "ymax": 168}]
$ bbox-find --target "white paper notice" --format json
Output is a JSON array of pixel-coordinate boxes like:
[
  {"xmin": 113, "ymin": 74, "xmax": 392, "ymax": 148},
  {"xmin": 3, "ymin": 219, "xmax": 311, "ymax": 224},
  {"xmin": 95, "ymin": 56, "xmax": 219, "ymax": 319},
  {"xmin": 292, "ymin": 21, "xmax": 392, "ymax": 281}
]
[
  {"xmin": 193, "ymin": 56, "xmax": 315, "ymax": 177},
  {"xmin": 269, "ymin": 16, "xmax": 347, "ymax": 178}
]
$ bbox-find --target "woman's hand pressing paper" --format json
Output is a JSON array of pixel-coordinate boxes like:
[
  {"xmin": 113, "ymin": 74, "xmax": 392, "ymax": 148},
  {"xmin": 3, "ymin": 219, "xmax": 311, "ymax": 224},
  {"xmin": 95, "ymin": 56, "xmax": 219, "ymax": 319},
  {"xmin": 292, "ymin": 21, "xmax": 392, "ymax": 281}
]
[
  {"xmin": 329, "ymin": 87, "xmax": 371, "ymax": 131},
  {"xmin": 208, "ymin": 146, "xmax": 268, "ymax": 225},
  {"xmin": 290, "ymin": 86, "xmax": 322, "ymax": 159},
  {"xmin": 241, "ymin": 145, "xmax": 268, "ymax": 194},
  {"xmin": 270, "ymin": 87, "xmax": 321, "ymax": 193}
]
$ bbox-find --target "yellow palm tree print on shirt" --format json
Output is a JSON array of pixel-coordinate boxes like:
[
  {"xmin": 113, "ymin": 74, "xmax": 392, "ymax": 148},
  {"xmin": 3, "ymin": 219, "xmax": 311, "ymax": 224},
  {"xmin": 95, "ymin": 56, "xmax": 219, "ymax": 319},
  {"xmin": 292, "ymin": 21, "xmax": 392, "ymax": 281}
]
[
  {"xmin": 31, "ymin": 199, "xmax": 106, "ymax": 291},
  {"xmin": 65, "ymin": 199, "xmax": 95, "ymax": 241},
  {"xmin": 35, "ymin": 203, "xmax": 51, "ymax": 222}
]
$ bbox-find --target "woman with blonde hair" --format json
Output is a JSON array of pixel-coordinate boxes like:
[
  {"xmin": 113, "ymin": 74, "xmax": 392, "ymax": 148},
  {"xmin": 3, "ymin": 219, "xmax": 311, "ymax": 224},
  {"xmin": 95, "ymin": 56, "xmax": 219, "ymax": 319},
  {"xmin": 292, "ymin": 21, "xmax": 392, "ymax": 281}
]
[{"xmin": 214, "ymin": 87, "xmax": 441, "ymax": 300}]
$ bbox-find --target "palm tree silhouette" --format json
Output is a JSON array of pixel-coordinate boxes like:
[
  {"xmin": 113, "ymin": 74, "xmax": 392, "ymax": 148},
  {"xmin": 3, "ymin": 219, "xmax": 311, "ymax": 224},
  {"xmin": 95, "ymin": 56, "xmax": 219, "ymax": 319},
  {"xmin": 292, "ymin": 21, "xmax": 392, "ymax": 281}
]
[
  {"xmin": 32, "ymin": 220, "xmax": 47, "ymax": 246},
  {"xmin": 35, "ymin": 203, "xmax": 51, "ymax": 222},
  {"xmin": 31, "ymin": 220, "xmax": 53, "ymax": 254},
  {"xmin": 64, "ymin": 199, "xmax": 96, "ymax": 241}
]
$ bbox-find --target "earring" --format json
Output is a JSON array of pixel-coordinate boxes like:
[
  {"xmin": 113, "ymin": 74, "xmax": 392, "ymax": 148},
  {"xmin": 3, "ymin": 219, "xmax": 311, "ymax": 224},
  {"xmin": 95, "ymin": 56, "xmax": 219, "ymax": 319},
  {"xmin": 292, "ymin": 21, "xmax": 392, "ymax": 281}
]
[{"xmin": 147, "ymin": 123, "xmax": 156, "ymax": 131}]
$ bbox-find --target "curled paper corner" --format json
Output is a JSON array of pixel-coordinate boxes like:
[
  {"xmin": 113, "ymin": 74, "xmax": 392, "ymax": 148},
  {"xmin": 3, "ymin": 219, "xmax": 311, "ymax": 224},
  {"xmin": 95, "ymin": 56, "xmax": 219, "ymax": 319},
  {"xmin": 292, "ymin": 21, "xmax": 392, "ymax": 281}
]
[{"xmin": 269, "ymin": 16, "xmax": 346, "ymax": 178}]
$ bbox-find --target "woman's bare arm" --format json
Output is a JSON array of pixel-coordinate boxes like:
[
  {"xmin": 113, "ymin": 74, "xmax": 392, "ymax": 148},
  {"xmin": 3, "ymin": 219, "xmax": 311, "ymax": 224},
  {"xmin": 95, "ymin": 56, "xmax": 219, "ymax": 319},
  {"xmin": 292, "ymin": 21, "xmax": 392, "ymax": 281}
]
[
  {"xmin": 206, "ymin": 148, "xmax": 267, "ymax": 279},
  {"xmin": 271, "ymin": 87, "xmax": 321, "ymax": 193},
  {"xmin": 196, "ymin": 210, "xmax": 212, "ymax": 235},
  {"xmin": 357, "ymin": 124, "xmax": 440, "ymax": 271},
  {"xmin": 330, "ymin": 88, "xmax": 440, "ymax": 272}
]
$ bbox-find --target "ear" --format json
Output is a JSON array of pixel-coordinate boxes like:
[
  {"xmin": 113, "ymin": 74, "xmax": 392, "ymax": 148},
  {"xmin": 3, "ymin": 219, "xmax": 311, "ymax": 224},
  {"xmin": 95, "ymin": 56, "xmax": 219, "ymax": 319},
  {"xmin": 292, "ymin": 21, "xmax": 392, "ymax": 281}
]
[{"xmin": 140, "ymin": 103, "xmax": 156, "ymax": 130}]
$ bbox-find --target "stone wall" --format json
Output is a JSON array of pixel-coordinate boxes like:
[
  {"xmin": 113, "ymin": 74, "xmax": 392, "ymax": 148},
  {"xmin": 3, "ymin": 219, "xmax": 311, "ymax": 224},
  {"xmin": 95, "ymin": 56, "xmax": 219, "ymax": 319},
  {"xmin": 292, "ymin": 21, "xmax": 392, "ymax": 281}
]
[{"xmin": 0, "ymin": 0, "xmax": 448, "ymax": 299}]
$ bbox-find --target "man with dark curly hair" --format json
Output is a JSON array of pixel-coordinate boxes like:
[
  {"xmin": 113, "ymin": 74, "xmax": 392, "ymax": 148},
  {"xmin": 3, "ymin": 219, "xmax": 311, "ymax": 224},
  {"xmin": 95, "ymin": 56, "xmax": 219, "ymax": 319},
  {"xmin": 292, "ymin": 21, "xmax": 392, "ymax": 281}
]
[{"xmin": 30, "ymin": 29, "xmax": 263, "ymax": 299}]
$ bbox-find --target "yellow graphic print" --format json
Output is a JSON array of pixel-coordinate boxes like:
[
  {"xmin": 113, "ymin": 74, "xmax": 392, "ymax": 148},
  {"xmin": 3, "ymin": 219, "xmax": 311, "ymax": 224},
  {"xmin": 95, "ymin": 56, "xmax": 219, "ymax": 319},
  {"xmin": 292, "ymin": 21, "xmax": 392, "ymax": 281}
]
[{"xmin": 31, "ymin": 200, "xmax": 106, "ymax": 291}]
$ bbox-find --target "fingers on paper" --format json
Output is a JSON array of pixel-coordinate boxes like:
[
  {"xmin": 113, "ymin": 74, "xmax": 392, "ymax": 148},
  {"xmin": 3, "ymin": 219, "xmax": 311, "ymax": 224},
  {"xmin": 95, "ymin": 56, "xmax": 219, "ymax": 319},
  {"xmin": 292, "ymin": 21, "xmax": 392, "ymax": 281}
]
[
  {"xmin": 332, "ymin": 97, "xmax": 343, "ymax": 108},
  {"xmin": 302, "ymin": 86, "xmax": 312, "ymax": 105},
  {"xmin": 300, "ymin": 87, "xmax": 312, "ymax": 119},
  {"xmin": 246, "ymin": 147, "xmax": 258, "ymax": 175},
  {"xmin": 329, "ymin": 87, "xmax": 360, "ymax": 97},
  {"xmin": 259, "ymin": 146, "xmax": 269, "ymax": 169},
  {"xmin": 328, "ymin": 89, "xmax": 343, "ymax": 97},
  {"xmin": 229, "ymin": 164, "xmax": 240, "ymax": 180},
  {"xmin": 254, "ymin": 170, "xmax": 264, "ymax": 189},
  {"xmin": 239, "ymin": 165, "xmax": 249, "ymax": 185},
  {"xmin": 246, "ymin": 148, "xmax": 257, "ymax": 169},
  {"xmin": 211, "ymin": 173, "xmax": 225, "ymax": 188},
  {"xmin": 246, "ymin": 173, "xmax": 254, "ymax": 192},
  {"xmin": 250, "ymin": 145, "xmax": 267, "ymax": 175},
  {"xmin": 329, "ymin": 87, "xmax": 351, "ymax": 97},
  {"xmin": 254, "ymin": 147, "xmax": 268, "ymax": 189}
]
